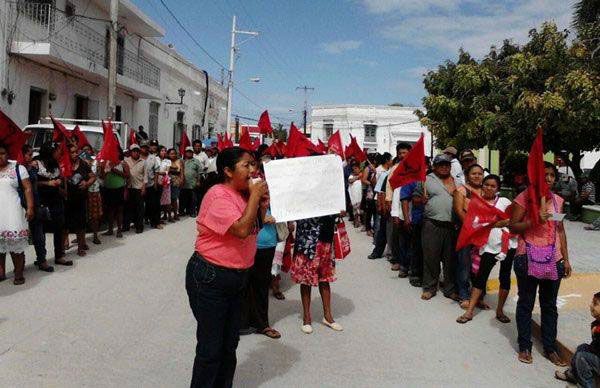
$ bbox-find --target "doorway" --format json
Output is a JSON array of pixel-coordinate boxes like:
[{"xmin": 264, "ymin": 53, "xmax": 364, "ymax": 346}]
[{"xmin": 28, "ymin": 88, "xmax": 44, "ymax": 124}]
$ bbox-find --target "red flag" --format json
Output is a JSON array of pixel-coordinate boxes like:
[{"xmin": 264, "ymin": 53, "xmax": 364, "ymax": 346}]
[
  {"xmin": 50, "ymin": 116, "xmax": 74, "ymax": 177},
  {"xmin": 238, "ymin": 126, "xmax": 254, "ymax": 151},
  {"xmin": 285, "ymin": 123, "xmax": 317, "ymax": 157},
  {"xmin": 97, "ymin": 120, "xmax": 120, "ymax": 165},
  {"xmin": 258, "ymin": 110, "xmax": 273, "ymax": 135},
  {"xmin": 345, "ymin": 135, "xmax": 367, "ymax": 162},
  {"xmin": 217, "ymin": 133, "xmax": 224, "ymax": 151},
  {"xmin": 224, "ymin": 132, "xmax": 234, "ymax": 149},
  {"xmin": 315, "ymin": 139, "xmax": 327, "ymax": 154},
  {"xmin": 456, "ymin": 192, "xmax": 510, "ymax": 251},
  {"xmin": 128, "ymin": 128, "xmax": 137, "ymax": 147},
  {"xmin": 388, "ymin": 134, "xmax": 427, "ymax": 189},
  {"xmin": 527, "ymin": 127, "xmax": 549, "ymax": 225},
  {"xmin": 51, "ymin": 116, "xmax": 71, "ymax": 143},
  {"xmin": 0, "ymin": 109, "xmax": 31, "ymax": 161},
  {"xmin": 72, "ymin": 125, "xmax": 91, "ymax": 150},
  {"xmin": 327, "ymin": 130, "xmax": 344, "ymax": 159},
  {"xmin": 179, "ymin": 130, "xmax": 191, "ymax": 156}
]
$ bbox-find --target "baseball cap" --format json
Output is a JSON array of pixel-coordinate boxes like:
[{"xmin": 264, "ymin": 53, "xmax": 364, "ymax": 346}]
[
  {"xmin": 185, "ymin": 146, "xmax": 194, "ymax": 152},
  {"xmin": 433, "ymin": 154, "xmax": 452, "ymax": 165},
  {"xmin": 140, "ymin": 140, "xmax": 150, "ymax": 148},
  {"xmin": 149, "ymin": 140, "xmax": 159, "ymax": 146},
  {"xmin": 443, "ymin": 146, "xmax": 457, "ymax": 156},
  {"xmin": 459, "ymin": 149, "xmax": 476, "ymax": 161},
  {"xmin": 130, "ymin": 144, "xmax": 140, "ymax": 151}
]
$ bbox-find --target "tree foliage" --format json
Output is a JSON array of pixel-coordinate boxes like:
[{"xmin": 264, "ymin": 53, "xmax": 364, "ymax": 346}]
[{"xmin": 417, "ymin": 20, "xmax": 600, "ymax": 176}]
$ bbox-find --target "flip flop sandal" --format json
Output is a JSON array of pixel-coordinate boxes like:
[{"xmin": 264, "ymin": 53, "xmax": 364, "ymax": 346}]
[
  {"xmin": 554, "ymin": 369, "xmax": 576, "ymax": 383},
  {"xmin": 301, "ymin": 324, "xmax": 313, "ymax": 334},
  {"xmin": 496, "ymin": 314, "xmax": 511, "ymax": 323},
  {"xmin": 13, "ymin": 277, "xmax": 25, "ymax": 285},
  {"xmin": 456, "ymin": 315, "xmax": 472, "ymax": 324},
  {"xmin": 260, "ymin": 328, "xmax": 281, "ymax": 339}
]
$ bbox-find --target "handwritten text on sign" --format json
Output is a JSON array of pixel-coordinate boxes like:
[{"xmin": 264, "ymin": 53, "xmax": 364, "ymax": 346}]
[{"xmin": 264, "ymin": 154, "xmax": 345, "ymax": 222}]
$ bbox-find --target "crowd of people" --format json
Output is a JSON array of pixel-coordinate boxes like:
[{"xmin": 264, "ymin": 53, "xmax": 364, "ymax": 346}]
[
  {"xmin": 1, "ymin": 128, "xmax": 598, "ymax": 388},
  {"xmin": 0, "ymin": 135, "xmax": 217, "ymax": 284}
]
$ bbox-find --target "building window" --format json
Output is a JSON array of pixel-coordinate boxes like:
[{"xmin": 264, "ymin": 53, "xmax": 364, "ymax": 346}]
[
  {"xmin": 104, "ymin": 30, "xmax": 125, "ymax": 75},
  {"xmin": 192, "ymin": 124, "xmax": 202, "ymax": 140},
  {"xmin": 364, "ymin": 124, "xmax": 377, "ymax": 142},
  {"xmin": 323, "ymin": 123, "xmax": 333, "ymax": 140},
  {"xmin": 65, "ymin": 2, "xmax": 75, "ymax": 17},
  {"xmin": 148, "ymin": 102, "xmax": 159, "ymax": 140},
  {"xmin": 173, "ymin": 111, "xmax": 185, "ymax": 148},
  {"xmin": 75, "ymin": 95, "xmax": 89, "ymax": 120}
]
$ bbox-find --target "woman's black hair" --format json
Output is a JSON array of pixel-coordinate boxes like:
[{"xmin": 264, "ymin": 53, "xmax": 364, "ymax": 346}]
[
  {"xmin": 39, "ymin": 141, "xmax": 59, "ymax": 172},
  {"xmin": 379, "ymin": 152, "xmax": 392, "ymax": 165},
  {"xmin": 21, "ymin": 143, "xmax": 32, "ymax": 155},
  {"xmin": 544, "ymin": 161, "xmax": 558, "ymax": 177},
  {"xmin": 483, "ymin": 174, "xmax": 502, "ymax": 188},
  {"xmin": 217, "ymin": 147, "xmax": 251, "ymax": 182}
]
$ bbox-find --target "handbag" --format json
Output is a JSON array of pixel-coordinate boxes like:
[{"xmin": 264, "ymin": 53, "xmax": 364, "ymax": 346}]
[
  {"xmin": 525, "ymin": 195, "xmax": 559, "ymax": 280},
  {"xmin": 333, "ymin": 219, "xmax": 351, "ymax": 260},
  {"xmin": 15, "ymin": 163, "xmax": 27, "ymax": 209}
]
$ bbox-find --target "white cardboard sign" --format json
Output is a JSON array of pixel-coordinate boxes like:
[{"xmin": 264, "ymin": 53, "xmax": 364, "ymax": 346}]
[{"xmin": 264, "ymin": 154, "xmax": 345, "ymax": 222}]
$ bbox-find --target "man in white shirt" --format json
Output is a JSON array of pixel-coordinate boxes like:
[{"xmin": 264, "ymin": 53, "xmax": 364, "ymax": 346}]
[{"xmin": 444, "ymin": 146, "xmax": 463, "ymax": 185}]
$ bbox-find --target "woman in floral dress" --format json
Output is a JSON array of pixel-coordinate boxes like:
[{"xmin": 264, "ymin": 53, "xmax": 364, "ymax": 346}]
[
  {"xmin": 291, "ymin": 215, "xmax": 343, "ymax": 334},
  {"xmin": 0, "ymin": 143, "xmax": 34, "ymax": 285}
]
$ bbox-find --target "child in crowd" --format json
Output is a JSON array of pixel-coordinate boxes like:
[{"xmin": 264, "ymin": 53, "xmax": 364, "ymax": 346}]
[{"xmin": 555, "ymin": 291, "xmax": 600, "ymax": 387}]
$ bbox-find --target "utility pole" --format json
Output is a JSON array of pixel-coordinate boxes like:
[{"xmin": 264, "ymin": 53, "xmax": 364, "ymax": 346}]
[
  {"xmin": 225, "ymin": 16, "xmax": 258, "ymax": 135},
  {"xmin": 107, "ymin": 0, "xmax": 118, "ymax": 120},
  {"xmin": 296, "ymin": 85, "xmax": 314, "ymax": 135}
]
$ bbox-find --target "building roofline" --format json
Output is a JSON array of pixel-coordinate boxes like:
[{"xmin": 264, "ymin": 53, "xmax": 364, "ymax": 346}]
[{"xmin": 312, "ymin": 104, "xmax": 424, "ymax": 110}]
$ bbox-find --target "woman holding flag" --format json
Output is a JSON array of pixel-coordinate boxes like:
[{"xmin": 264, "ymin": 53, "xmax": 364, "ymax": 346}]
[
  {"xmin": 455, "ymin": 174, "xmax": 516, "ymax": 324},
  {"xmin": 510, "ymin": 161, "xmax": 571, "ymax": 366}
]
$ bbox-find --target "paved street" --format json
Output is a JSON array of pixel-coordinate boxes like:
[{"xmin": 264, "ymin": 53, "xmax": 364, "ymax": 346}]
[{"xmin": 0, "ymin": 218, "xmax": 570, "ymax": 387}]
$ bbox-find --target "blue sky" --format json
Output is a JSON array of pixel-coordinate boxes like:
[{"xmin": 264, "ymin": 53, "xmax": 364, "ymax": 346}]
[{"xmin": 132, "ymin": 0, "xmax": 574, "ymax": 125}]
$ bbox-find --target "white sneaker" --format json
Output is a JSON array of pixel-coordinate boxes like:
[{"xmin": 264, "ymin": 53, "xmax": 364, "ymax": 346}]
[
  {"xmin": 322, "ymin": 318, "xmax": 343, "ymax": 331},
  {"xmin": 301, "ymin": 324, "xmax": 313, "ymax": 334}
]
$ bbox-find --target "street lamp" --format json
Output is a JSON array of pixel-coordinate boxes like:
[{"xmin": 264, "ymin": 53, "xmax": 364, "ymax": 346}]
[{"xmin": 166, "ymin": 88, "xmax": 186, "ymax": 105}]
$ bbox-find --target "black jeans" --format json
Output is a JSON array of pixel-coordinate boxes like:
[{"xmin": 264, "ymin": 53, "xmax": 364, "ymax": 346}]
[
  {"xmin": 408, "ymin": 224, "xmax": 423, "ymax": 282},
  {"xmin": 124, "ymin": 188, "xmax": 144, "ymax": 232},
  {"xmin": 421, "ymin": 219, "xmax": 457, "ymax": 296},
  {"xmin": 241, "ymin": 247, "xmax": 276, "ymax": 331},
  {"xmin": 370, "ymin": 213, "xmax": 389, "ymax": 258},
  {"xmin": 514, "ymin": 255, "xmax": 564, "ymax": 353},
  {"xmin": 180, "ymin": 188, "xmax": 197, "ymax": 216},
  {"xmin": 364, "ymin": 199, "xmax": 376, "ymax": 231},
  {"xmin": 144, "ymin": 186, "xmax": 161, "ymax": 227},
  {"xmin": 472, "ymin": 250, "xmax": 515, "ymax": 291},
  {"xmin": 186, "ymin": 253, "xmax": 248, "ymax": 388},
  {"xmin": 29, "ymin": 216, "xmax": 47, "ymax": 264},
  {"xmin": 43, "ymin": 201, "xmax": 65, "ymax": 259}
]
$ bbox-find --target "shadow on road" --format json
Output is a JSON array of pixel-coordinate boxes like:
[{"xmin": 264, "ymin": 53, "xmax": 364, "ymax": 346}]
[{"xmin": 235, "ymin": 340, "xmax": 301, "ymax": 387}]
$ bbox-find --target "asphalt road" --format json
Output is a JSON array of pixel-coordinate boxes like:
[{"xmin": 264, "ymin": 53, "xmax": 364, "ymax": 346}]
[{"xmin": 0, "ymin": 217, "xmax": 568, "ymax": 387}]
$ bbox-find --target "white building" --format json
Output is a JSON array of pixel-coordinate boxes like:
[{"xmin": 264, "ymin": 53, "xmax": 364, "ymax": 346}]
[
  {"xmin": 311, "ymin": 105, "xmax": 433, "ymax": 156},
  {"xmin": 0, "ymin": 0, "xmax": 227, "ymax": 147}
]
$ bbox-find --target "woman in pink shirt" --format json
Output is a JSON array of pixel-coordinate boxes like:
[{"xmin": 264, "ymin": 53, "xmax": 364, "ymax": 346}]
[
  {"xmin": 510, "ymin": 162, "xmax": 572, "ymax": 366},
  {"xmin": 185, "ymin": 147, "xmax": 267, "ymax": 388}
]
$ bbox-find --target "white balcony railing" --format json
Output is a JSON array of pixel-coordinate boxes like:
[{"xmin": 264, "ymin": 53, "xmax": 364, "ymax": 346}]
[{"xmin": 11, "ymin": 2, "xmax": 160, "ymax": 90}]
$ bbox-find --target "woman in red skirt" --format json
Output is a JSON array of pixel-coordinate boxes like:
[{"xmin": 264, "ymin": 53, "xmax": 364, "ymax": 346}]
[{"xmin": 291, "ymin": 215, "xmax": 343, "ymax": 334}]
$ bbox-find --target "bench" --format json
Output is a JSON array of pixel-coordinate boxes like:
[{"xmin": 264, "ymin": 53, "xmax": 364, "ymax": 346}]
[{"xmin": 582, "ymin": 204, "xmax": 600, "ymax": 224}]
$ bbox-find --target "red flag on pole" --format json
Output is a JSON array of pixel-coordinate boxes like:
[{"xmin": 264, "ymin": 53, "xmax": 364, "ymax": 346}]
[
  {"xmin": 72, "ymin": 125, "xmax": 91, "ymax": 150},
  {"xmin": 217, "ymin": 133, "xmax": 224, "ymax": 151},
  {"xmin": 50, "ymin": 116, "xmax": 73, "ymax": 177},
  {"xmin": 327, "ymin": 130, "xmax": 344, "ymax": 159},
  {"xmin": 456, "ymin": 192, "xmax": 510, "ymax": 251},
  {"xmin": 527, "ymin": 127, "xmax": 549, "ymax": 225},
  {"xmin": 238, "ymin": 126, "xmax": 254, "ymax": 151},
  {"xmin": 285, "ymin": 123, "xmax": 315, "ymax": 157},
  {"xmin": 388, "ymin": 134, "xmax": 427, "ymax": 190},
  {"xmin": 258, "ymin": 110, "xmax": 273, "ymax": 135},
  {"xmin": 97, "ymin": 120, "xmax": 120, "ymax": 165},
  {"xmin": 345, "ymin": 135, "xmax": 367, "ymax": 162},
  {"xmin": 51, "ymin": 115, "xmax": 71, "ymax": 143},
  {"xmin": 179, "ymin": 130, "xmax": 191, "ymax": 156},
  {"xmin": 128, "ymin": 128, "xmax": 137, "ymax": 147},
  {"xmin": 315, "ymin": 139, "xmax": 327, "ymax": 154},
  {"xmin": 0, "ymin": 109, "xmax": 31, "ymax": 161}
]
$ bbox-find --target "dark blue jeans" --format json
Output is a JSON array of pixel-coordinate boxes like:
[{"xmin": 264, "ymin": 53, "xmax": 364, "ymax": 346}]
[
  {"xmin": 514, "ymin": 255, "xmax": 564, "ymax": 353},
  {"xmin": 370, "ymin": 214, "xmax": 388, "ymax": 258},
  {"xmin": 186, "ymin": 253, "xmax": 248, "ymax": 388},
  {"xmin": 456, "ymin": 246, "xmax": 472, "ymax": 301},
  {"xmin": 571, "ymin": 344, "xmax": 600, "ymax": 388},
  {"xmin": 29, "ymin": 217, "xmax": 47, "ymax": 264},
  {"xmin": 408, "ymin": 224, "xmax": 423, "ymax": 282}
]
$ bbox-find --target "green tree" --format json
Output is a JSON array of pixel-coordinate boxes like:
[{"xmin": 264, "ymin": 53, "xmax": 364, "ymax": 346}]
[{"xmin": 417, "ymin": 22, "xmax": 600, "ymax": 177}]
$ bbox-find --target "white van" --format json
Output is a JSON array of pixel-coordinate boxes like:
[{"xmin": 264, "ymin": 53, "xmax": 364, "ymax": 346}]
[{"xmin": 24, "ymin": 118, "xmax": 127, "ymax": 152}]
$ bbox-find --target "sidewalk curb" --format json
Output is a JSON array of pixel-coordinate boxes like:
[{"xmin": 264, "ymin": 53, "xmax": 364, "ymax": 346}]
[{"xmin": 531, "ymin": 320, "xmax": 574, "ymax": 361}]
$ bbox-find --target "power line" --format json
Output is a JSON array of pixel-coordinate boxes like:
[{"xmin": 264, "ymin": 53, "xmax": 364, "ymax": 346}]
[{"xmin": 156, "ymin": 0, "xmax": 227, "ymax": 71}]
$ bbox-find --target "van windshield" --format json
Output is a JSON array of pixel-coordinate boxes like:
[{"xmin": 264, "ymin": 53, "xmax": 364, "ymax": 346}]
[{"xmin": 28, "ymin": 129, "xmax": 105, "ymax": 152}]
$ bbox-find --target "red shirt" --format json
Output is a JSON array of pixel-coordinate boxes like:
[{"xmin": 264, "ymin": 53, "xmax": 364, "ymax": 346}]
[{"xmin": 195, "ymin": 184, "xmax": 257, "ymax": 269}]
